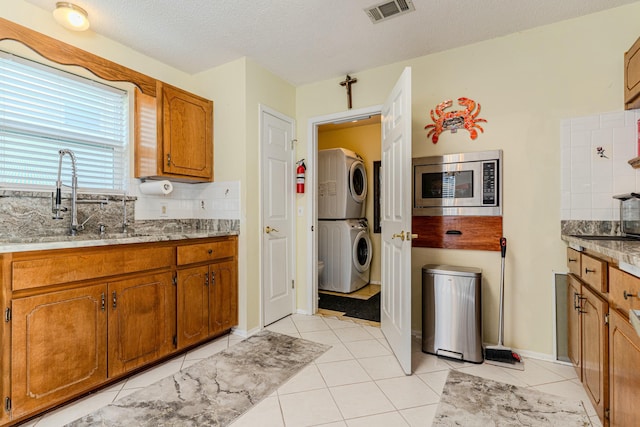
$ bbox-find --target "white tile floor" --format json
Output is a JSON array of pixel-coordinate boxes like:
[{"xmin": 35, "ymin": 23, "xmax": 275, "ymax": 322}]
[{"xmin": 18, "ymin": 314, "xmax": 601, "ymax": 427}]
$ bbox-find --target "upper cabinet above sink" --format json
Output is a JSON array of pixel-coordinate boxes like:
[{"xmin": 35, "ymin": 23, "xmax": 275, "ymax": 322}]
[
  {"xmin": 625, "ymin": 36, "xmax": 640, "ymax": 110},
  {"xmin": 135, "ymin": 82, "xmax": 214, "ymax": 182}
]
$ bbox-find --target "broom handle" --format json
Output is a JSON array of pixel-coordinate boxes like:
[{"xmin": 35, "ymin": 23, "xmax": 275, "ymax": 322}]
[{"xmin": 498, "ymin": 237, "xmax": 507, "ymax": 346}]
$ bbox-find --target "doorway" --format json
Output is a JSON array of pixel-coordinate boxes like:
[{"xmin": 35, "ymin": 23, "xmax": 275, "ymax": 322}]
[{"xmin": 316, "ymin": 115, "xmax": 382, "ymax": 325}]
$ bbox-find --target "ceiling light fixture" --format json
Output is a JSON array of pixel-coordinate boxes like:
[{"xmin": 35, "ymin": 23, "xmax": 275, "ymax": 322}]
[{"xmin": 53, "ymin": 2, "xmax": 90, "ymax": 31}]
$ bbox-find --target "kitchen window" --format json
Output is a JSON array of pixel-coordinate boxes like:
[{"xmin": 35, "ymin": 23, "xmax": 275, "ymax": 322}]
[{"xmin": 0, "ymin": 51, "xmax": 129, "ymax": 192}]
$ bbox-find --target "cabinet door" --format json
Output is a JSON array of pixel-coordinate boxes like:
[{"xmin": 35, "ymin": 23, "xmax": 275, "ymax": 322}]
[
  {"xmin": 209, "ymin": 260, "xmax": 238, "ymax": 336},
  {"xmin": 11, "ymin": 285, "xmax": 107, "ymax": 418},
  {"xmin": 567, "ymin": 274, "xmax": 582, "ymax": 380},
  {"xmin": 581, "ymin": 285, "xmax": 609, "ymax": 422},
  {"xmin": 161, "ymin": 83, "xmax": 213, "ymax": 180},
  {"xmin": 625, "ymin": 36, "xmax": 640, "ymax": 110},
  {"xmin": 609, "ymin": 309, "xmax": 640, "ymax": 426},
  {"xmin": 108, "ymin": 272, "xmax": 176, "ymax": 377},
  {"xmin": 177, "ymin": 265, "xmax": 209, "ymax": 348}
]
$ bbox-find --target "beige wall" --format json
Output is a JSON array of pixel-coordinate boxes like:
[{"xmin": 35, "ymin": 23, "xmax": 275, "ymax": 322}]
[
  {"xmin": 296, "ymin": 3, "xmax": 640, "ymax": 356},
  {"xmin": 318, "ymin": 123, "xmax": 382, "ymax": 283}
]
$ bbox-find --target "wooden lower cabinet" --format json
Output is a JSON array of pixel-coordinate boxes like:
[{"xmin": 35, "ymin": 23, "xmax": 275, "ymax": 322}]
[
  {"xmin": 177, "ymin": 259, "xmax": 238, "ymax": 348},
  {"xmin": 11, "ymin": 285, "xmax": 108, "ymax": 418},
  {"xmin": 177, "ymin": 265, "xmax": 210, "ymax": 348},
  {"xmin": 209, "ymin": 260, "xmax": 238, "ymax": 336},
  {"xmin": 608, "ymin": 309, "xmax": 640, "ymax": 426},
  {"xmin": 107, "ymin": 272, "xmax": 176, "ymax": 377},
  {"xmin": 580, "ymin": 285, "xmax": 608, "ymax": 421},
  {"xmin": 567, "ymin": 274, "xmax": 582, "ymax": 380}
]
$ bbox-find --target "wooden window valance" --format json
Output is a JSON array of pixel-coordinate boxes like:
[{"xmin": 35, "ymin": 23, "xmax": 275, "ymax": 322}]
[{"xmin": 0, "ymin": 17, "xmax": 156, "ymax": 96}]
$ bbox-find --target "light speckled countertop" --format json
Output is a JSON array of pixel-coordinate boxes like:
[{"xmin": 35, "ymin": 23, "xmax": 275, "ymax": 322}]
[
  {"xmin": 0, "ymin": 230, "xmax": 239, "ymax": 254},
  {"xmin": 561, "ymin": 234, "xmax": 640, "ymax": 268}
]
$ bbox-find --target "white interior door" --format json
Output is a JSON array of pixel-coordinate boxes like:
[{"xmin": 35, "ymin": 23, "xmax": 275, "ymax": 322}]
[
  {"xmin": 261, "ymin": 107, "xmax": 295, "ymax": 326},
  {"xmin": 381, "ymin": 67, "xmax": 413, "ymax": 375}
]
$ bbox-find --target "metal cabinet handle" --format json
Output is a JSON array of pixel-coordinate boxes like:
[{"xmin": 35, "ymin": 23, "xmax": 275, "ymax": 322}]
[
  {"xmin": 573, "ymin": 292, "xmax": 580, "ymax": 310},
  {"xmin": 568, "ymin": 258, "xmax": 578, "ymax": 263},
  {"xmin": 584, "ymin": 268, "xmax": 596, "ymax": 274},
  {"xmin": 265, "ymin": 226, "xmax": 279, "ymax": 234},
  {"xmin": 624, "ymin": 290, "xmax": 637, "ymax": 300},
  {"xmin": 577, "ymin": 295, "xmax": 587, "ymax": 313}
]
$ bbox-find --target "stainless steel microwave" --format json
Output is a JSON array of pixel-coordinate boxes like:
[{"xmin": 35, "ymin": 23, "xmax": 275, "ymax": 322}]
[{"xmin": 412, "ymin": 150, "xmax": 502, "ymax": 216}]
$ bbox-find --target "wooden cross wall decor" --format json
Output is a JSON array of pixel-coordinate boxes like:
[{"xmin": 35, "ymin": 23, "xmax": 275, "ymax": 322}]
[{"xmin": 339, "ymin": 74, "xmax": 358, "ymax": 109}]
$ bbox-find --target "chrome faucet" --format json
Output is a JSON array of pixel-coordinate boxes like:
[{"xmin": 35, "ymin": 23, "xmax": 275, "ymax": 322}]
[{"xmin": 52, "ymin": 149, "xmax": 79, "ymax": 235}]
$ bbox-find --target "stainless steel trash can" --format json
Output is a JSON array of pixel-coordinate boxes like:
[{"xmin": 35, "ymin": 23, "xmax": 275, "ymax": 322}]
[{"xmin": 422, "ymin": 264, "xmax": 483, "ymax": 363}]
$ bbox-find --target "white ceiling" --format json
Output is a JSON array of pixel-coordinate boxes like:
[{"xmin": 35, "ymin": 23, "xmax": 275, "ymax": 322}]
[{"xmin": 22, "ymin": 0, "xmax": 640, "ymax": 85}]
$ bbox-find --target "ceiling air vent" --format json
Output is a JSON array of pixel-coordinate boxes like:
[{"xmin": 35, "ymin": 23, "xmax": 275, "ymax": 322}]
[{"xmin": 365, "ymin": 0, "xmax": 415, "ymax": 24}]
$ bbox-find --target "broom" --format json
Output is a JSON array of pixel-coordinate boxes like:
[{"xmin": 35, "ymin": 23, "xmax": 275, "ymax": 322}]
[{"xmin": 485, "ymin": 237, "xmax": 522, "ymax": 365}]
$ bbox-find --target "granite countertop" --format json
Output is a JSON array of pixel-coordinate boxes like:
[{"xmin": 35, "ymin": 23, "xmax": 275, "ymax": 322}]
[
  {"xmin": 561, "ymin": 234, "xmax": 640, "ymax": 269},
  {"xmin": 0, "ymin": 230, "xmax": 239, "ymax": 254}
]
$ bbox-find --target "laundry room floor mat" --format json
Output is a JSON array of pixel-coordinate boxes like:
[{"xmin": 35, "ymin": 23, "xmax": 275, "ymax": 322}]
[
  {"xmin": 319, "ymin": 283, "xmax": 380, "ymax": 300},
  {"xmin": 318, "ymin": 292, "xmax": 380, "ymax": 323}
]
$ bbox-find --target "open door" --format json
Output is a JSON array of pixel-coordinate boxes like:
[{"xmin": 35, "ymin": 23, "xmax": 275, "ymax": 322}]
[{"xmin": 381, "ymin": 67, "xmax": 413, "ymax": 375}]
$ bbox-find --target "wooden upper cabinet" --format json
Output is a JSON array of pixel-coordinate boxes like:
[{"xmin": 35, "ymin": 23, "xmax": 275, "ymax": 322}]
[
  {"xmin": 161, "ymin": 82, "xmax": 213, "ymax": 180},
  {"xmin": 134, "ymin": 82, "xmax": 213, "ymax": 182},
  {"xmin": 625, "ymin": 36, "xmax": 640, "ymax": 110}
]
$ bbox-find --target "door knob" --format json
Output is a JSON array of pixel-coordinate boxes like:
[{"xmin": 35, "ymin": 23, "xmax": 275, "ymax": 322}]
[
  {"xmin": 265, "ymin": 226, "xmax": 279, "ymax": 234},
  {"xmin": 392, "ymin": 231, "xmax": 405, "ymax": 241}
]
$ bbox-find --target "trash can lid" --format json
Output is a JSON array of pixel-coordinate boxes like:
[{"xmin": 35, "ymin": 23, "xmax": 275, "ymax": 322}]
[{"xmin": 422, "ymin": 264, "xmax": 482, "ymax": 277}]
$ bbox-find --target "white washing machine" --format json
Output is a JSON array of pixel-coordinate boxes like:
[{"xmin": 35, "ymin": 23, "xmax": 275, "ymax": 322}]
[
  {"xmin": 318, "ymin": 219, "xmax": 372, "ymax": 293},
  {"xmin": 318, "ymin": 148, "xmax": 367, "ymax": 219}
]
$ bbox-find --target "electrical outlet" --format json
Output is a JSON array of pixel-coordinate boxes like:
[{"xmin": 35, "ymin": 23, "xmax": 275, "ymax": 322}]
[
  {"xmin": 159, "ymin": 202, "xmax": 168, "ymax": 217},
  {"xmin": 298, "ymin": 206, "xmax": 304, "ymax": 216},
  {"xmin": 200, "ymin": 200, "xmax": 206, "ymax": 210}
]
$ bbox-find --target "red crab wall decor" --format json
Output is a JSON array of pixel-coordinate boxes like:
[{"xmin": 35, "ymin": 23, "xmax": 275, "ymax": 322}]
[{"xmin": 424, "ymin": 97, "xmax": 487, "ymax": 144}]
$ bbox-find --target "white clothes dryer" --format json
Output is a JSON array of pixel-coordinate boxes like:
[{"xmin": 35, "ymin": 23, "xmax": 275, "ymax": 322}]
[
  {"xmin": 318, "ymin": 219, "xmax": 372, "ymax": 293},
  {"xmin": 318, "ymin": 148, "xmax": 367, "ymax": 219}
]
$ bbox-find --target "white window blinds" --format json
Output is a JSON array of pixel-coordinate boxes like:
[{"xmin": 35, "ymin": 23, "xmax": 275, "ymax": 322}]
[{"xmin": 0, "ymin": 52, "xmax": 128, "ymax": 191}]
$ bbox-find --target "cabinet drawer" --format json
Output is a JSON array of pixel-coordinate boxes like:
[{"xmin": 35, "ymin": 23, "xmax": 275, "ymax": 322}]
[
  {"xmin": 177, "ymin": 239, "xmax": 236, "ymax": 265},
  {"xmin": 609, "ymin": 266, "xmax": 640, "ymax": 312},
  {"xmin": 411, "ymin": 216, "xmax": 502, "ymax": 251},
  {"xmin": 12, "ymin": 245, "xmax": 174, "ymax": 291},
  {"xmin": 567, "ymin": 248, "xmax": 581, "ymax": 276},
  {"xmin": 581, "ymin": 253, "xmax": 608, "ymax": 293}
]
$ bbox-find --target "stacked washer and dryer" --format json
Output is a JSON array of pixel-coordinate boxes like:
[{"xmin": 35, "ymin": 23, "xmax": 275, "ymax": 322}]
[{"xmin": 318, "ymin": 148, "xmax": 373, "ymax": 293}]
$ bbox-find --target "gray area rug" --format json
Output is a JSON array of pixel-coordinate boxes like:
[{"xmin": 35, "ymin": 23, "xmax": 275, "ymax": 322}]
[
  {"xmin": 67, "ymin": 330, "xmax": 329, "ymax": 427},
  {"xmin": 433, "ymin": 370, "xmax": 592, "ymax": 426}
]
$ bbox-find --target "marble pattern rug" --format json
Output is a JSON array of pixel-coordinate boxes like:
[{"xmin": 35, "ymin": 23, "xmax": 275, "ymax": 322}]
[
  {"xmin": 433, "ymin": 370, "xmax": 592, "ymax": 426},
  {"xmin": 67, "ymin": 331, "xmax": 329, "ymax": 427}
]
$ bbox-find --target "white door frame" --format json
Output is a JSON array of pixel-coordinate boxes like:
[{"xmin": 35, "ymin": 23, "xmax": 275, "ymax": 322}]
[
  {"xmin": 260, "ymin": 104, "xmax": 296, "ymax": 326},
  {"xmin": 305, "ymin": 105, "xmax": 382, "ymax": 315}
]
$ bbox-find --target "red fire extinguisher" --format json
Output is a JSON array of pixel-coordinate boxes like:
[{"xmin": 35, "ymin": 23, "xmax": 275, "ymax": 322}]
[{"xmin": 296, "ymin": 159, "xmax": 306, "ymax": 194}]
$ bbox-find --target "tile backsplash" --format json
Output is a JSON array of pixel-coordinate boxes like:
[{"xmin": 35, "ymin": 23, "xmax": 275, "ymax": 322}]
[
  {"xmin": 132, "ymin": 179, "xmax": 241, "ymax": 221},
  {"xmin": 561, "ymin": 110, "xmax": 640, "ymax": 220}
]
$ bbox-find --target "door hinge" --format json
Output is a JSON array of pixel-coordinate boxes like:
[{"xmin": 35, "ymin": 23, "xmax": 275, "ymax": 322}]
[
  {"xmin": 292, "ymin": 279, "xmax": 295, "ymax": 289},
  {"xmin": 211, "ymin": 271, "xmax": 216, "ymax": 285},
  {"xmin": 167, "ymin": 153, "xmax": 171, "ymax": 167},
  {"xmin": 604, "ymin": 408, "xmax": 610, "ymax": 420},
  {"xmin": 172, "ymin": 335, "xmax": 177, "ymax": 347},
  {"xmin": 101, "ymin": 293, "xmax": 105, "ymax": 311},
  {"xmin": 205, "ymin": 272, "xmax": 209, "ymax": 286},
  {"xmin": 604, "ymin": 313, "xmax": 609, "ymax": 326},
  {"xmin": 4, "ymin": 308, "xmax": 10, "ymax": 323},
  {"xmin": 4, "ymin": 397, "xmax": 10, "ymax": 413},
  {"xmin": 112, "ymin": 291, "xmax": 117, "ymax": 309},
  {"xmin": 173, "ymin": 275, "xmax": 177, "ymax": 286}
]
